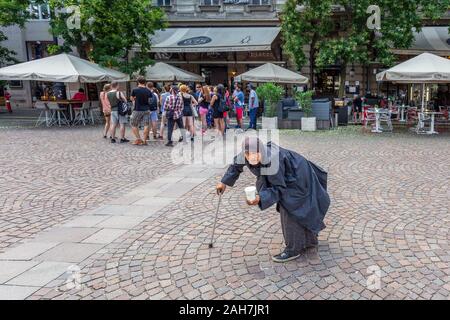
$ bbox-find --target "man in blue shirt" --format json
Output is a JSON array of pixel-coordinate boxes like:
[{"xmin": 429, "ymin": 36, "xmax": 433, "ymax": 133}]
[
  {"xmin": 247, "ymin": 83, "xmax": 259, "ymax": 130},
  {"xmin": 232, "ymin": 82, "xmax": 245, "ymax": 129}
]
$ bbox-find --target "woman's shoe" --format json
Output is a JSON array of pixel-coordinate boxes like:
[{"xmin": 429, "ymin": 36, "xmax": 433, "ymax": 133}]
[{"xmin": 132, "ymin": 139, "xmax": 143, "ymax": 145}]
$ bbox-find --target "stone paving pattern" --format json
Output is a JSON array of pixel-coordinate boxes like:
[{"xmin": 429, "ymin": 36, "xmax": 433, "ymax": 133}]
[
  {"xmin": 0, "ymin": 127, "xmax": 176, "ymax": 252},
  {"xmin": 0, "ymin": 126, "xmax": 449, "ymax": 300}
]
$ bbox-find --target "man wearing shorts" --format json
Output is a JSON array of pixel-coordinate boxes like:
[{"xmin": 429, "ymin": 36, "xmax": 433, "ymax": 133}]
[
  {"xmin": 233, "ymin": 83, "xmax": 245, "ymax": 129},
  {"xmin": 146, "ymin": 82, "xmax": 160, "ymax": 140},
  {"xmin": 130, "ymin": 76, "xmax": 152, "ymax": 146},
  {"xmin": 107, "ymin": 82, "xmax": 129, "ymax": 144}
]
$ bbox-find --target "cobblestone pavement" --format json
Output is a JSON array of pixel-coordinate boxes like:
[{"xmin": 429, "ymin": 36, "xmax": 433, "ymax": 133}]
[
  {"xmin": 14, "ymin": 127, "xmax": 448, "ymax": 300},
  {"xmin": 0, "ymin": 127, "xmax": 176, "ymax": 252}
]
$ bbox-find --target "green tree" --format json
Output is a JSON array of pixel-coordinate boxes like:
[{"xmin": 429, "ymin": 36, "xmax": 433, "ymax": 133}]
[
  {"xmin": 48, "ymin": 0, "xmax": 167, "ymax": 75},
  {"xmin": 0, "ymin": 0, "xmax": 31, "ymax": 66},
  {"xmin": 281, "ymin": 0, "xmax": 450, "ymax": 97}
]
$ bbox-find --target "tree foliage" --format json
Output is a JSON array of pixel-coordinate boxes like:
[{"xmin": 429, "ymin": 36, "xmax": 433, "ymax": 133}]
[
  {"xmin": 0, "ymin": 0, "xmax": 31, "ymax": 66},
  {"xmin": 281, "ymin": 0, "xmax": 450, "ymax": 96},
  {"xmin": 48, "ymin": 0, "xmax": 167, "ymax": 75}
]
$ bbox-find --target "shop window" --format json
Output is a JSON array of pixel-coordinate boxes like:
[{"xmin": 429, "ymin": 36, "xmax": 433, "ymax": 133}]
[
  {"xmin": 28, "ymin": 1, "xmax": 51, "ymax": 20},
  {"xmin": 203, "ymin": 0, "xmax": 220, "ymax": 4},
  {"xmin": 250, "ymin": 0, "xmax": 270, "ymax": 4},
  {"xmin": 157, "ymin": 0, "xmax": 171, "ymax": 6}
]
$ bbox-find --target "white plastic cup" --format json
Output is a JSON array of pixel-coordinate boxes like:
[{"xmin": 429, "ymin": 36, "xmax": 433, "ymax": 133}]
[{"xmin": 245, "ymin": 186, "xmax": 257, "ymax": 202}]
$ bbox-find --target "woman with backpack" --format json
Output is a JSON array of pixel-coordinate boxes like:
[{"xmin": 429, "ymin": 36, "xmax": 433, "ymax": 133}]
[
  {"xmin": 180, "ymin": 84, "xmax": 198, "ymax": 142},
  {"xmin": 107, "ymin": 81, "xmax": 129, "ymax": 144},
  {"xmin": 210, "ymin": 84, "xmax": 225, "ymax": 136},
  {"xmin": 146, "ymin": 82, "xmax": 160, "ymax": 141}
]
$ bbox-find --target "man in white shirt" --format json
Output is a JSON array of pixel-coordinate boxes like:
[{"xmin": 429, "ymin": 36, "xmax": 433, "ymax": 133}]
[{"xmin": 247, "ymin": 83, "xmax": 259, "ymax": 130}]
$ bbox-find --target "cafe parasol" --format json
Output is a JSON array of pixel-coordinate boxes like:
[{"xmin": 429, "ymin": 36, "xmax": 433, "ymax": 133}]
[
  {"xmin": 376, "ymin": 52, "xmax": 450, "ymax": 111},
  {"xmin": 234, "ymin": 63, "xmax": 309, "ymax": 84},
  {"xmin": 0, "ymin": 53, "xmax": 129, "ymax": 83},
  {"xmin": 141, "ymin": 62, "xmax": 204, "ymax": 82}
]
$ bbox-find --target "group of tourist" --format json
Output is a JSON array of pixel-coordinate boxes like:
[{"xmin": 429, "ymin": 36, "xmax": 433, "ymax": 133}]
[{"xmin": 99, "ymin": 78, "xmax": 260, "ymax": 147}]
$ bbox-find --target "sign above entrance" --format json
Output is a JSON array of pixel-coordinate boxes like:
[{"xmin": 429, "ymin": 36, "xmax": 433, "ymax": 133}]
[
  {"xmin": 178, "ymin": 36, "xmax": 212, "ymax": 46},
  {"xmin": 223, "ymin": 0, "xmax": 250, "ymax": 4}
]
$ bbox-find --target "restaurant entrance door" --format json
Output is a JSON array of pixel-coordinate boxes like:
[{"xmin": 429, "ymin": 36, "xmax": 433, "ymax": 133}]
[
  {"xmin": 200, "ymin": 66, "xmax": 228, "ymax": 86},
  {"xmin": 317, "ymin": 68, "xmax": 341, "ymax": 97}
]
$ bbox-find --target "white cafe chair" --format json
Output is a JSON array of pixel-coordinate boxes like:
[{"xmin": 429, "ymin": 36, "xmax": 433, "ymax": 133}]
[
  {"xmin": 47, "ymin": 102, "xmax": 70, "ymax": 127},
  {"xmin": 73, "ymin": 101, "xmax": 91, "ymax": 126},
  {"xmin": 415, "ymin": 112, "xmax": 431, "ymax": 134},
  {"xmin": 35, "ymin": 101, "xmax": 52, "ymax": 127}
]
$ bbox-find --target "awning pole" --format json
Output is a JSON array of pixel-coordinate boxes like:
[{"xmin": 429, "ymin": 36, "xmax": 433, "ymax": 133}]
[{"xmin": 421, "ymin": 83, "xmax": 425, "ymax": 112}]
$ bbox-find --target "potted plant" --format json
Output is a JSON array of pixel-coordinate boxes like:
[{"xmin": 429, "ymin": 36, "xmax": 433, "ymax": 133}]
[
  {"xmin": 296, "ymin": 90, "xmax": 316, "ymax": 131},
  {"xmin": 256, "ymin": 82, "xmax": 284, "ymax": 129}
]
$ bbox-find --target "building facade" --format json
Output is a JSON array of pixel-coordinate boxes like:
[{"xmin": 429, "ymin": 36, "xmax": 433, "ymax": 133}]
[{"xmin": 1, "ymin": 0, "xmax": 450, "ymax": 107}]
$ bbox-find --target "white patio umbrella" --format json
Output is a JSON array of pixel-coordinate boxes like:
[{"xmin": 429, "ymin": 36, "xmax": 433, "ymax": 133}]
[
  {"xmin": 376, "ymin": 52, "xmax": 450, "ymax": 111},
  {"xmin": 142, "ymin": 62, "xmax": 204, "ymax": 82},
  {"xmin": 0, "ymin": 53, "xmax": 129, "ymax": 83},
  {"xmin": 234, "ymin": 63, "xmax": 309, "ymax": 84}
]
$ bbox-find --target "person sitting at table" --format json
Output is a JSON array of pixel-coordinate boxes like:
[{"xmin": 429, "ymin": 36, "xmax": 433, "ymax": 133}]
[{"xmin": 71, "ymin": 88, "xmax": 87, "ymax": 109}]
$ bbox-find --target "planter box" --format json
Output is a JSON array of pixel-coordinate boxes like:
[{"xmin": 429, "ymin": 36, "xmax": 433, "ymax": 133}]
[
  {"xmin": 278, "ymin": 119, "xmax": 301, "ymax": 129},
  {"xmin": 262, "ymin": 116, "xmax": 278, "ymax": 130},
  {"xmin": 301, "ymin": 117, "xmax": 317, "ymax": 131},
  {"xmin": 287, "ymin": 109, "xmax": 304, "ymax": 120}
]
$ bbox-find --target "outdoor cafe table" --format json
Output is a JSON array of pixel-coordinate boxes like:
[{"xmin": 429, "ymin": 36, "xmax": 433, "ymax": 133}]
[
  {"xmin": 367, "ymin": 108, "xmax": 390, "ymax": 133},
  {"xmin": 420, "ymin": 111, "xmax": 443, "ymax": 135}
]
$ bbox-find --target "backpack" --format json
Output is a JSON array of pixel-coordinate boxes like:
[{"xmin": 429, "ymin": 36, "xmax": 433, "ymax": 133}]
[
  {"xmin": 148, "ymin": 92, "xmax": 158, "ymax": 111},
  {"xmin": 116, "ymin": 92, "xmax": 131, "ymax": 116},
  {"xmin": 218, "ymin": 96, "xmax": 229, "ymax": 113}
]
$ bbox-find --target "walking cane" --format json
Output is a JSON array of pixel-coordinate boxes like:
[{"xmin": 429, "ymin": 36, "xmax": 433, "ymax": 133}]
[{"xmin": 209, "ymin": 192, "xmax": 223, "ymax": 249}]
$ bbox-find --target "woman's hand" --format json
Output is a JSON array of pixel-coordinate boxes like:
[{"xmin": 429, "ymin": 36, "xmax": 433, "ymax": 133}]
[
  {"xmin": 247, "ymin": 195, "xmax": 260, "ymax": 206},
  {"xmin": 216, "ymin": 183, "xmax": 227, "ymax": 195}
]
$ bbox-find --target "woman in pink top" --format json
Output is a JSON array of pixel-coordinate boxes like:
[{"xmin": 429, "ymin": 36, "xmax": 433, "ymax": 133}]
[{"xmin": 99, "ymin": 83, "xmax": 112, "ymax": 139}]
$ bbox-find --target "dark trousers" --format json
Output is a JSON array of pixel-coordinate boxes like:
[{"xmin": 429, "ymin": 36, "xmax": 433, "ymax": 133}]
[
  {"xmin": 280, "ymin": 207, "xmax": 318, "ymax": 255},
  {"xmin": 167, "ymin": 117, "xmax": 185, "ymax": 143},
  {"xmin": 249, "ymin": 108, "xmax": 257, "ymax": 129}
]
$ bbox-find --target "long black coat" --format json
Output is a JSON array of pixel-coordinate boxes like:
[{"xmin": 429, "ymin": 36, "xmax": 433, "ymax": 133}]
[{"xmin": 221, "ymin": 142, "xmax": 330, "ymax": 234}]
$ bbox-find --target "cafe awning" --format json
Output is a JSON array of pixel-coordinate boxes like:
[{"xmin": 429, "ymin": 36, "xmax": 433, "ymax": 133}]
[
  {"xmin": 392, "ymin": 26, "xmax": 450, "ymax": 56},
  {"xmin": 150, "ymin": 27, "xmax": 280, "ymax": 53},
  {"xmin": 0, "ymin": 53, "xmax": 129, "ymax": 83}
]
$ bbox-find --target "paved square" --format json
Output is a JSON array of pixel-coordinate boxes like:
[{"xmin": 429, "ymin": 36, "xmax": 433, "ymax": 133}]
[{"xmin": 0, "ymin": 126, "xmax": 449, "ymax": 300}]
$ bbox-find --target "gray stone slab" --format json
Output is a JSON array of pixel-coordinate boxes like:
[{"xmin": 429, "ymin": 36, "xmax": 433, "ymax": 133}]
[
  {"xmin": 82, "ymin": 229, "xmax": 129, "ymax": 244},
  {"xmin": 0, "ymin": 285, "xmax": 39, "ymax": 300},
  {"xmin": 133, "ymin": 196, "xmax": 175, "ymax": 207},
  {"xmin": 95, "ymin": 216, "xmax": 147, "ymax": 229},
  {"xmin": 109, "ymin": 195, "xmax": 144, "ymax": 205},
  {"xmin": 36, "ymin": 243, "xmax": 104, "ymax": 263},
  {"xmin": 7, "ymin": 261, "xmax": 72, "ymax": 287},
  {"xmin": 89, "ymin": 205, "xmax": 162, "ymax": 217},
  {"xmin": 127, "ymin": 188, "xmax": 165, "ymax": 198},
  {"xmin": 178, "ymin": 177, "xmax": 210, "ymax": 184},
  {"xmin": 154, "ymin": 183, "xmax": 199, "ymax": 198},
  {"xmin": 0, "ymin": 261, "xmax": 39, "ymax": 284},
  {"xmin": 0, "ymin": 242, "xmax": 59, "ymax": 261},
  {"xmin": 62, "ymin": 215, "xmax": 109, "ymax": 228},
  {"xmin": 32, "ymin": 227, "xmax": 99, "ymax": 243}
]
